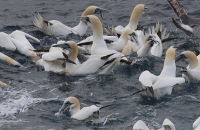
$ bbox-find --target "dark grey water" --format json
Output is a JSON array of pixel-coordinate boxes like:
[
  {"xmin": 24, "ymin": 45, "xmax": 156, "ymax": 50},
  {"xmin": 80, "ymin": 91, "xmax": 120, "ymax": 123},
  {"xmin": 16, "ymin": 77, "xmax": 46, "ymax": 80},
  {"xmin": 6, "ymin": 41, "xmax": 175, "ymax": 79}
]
[{"xmin": 0, "ymin": 0, "xmax": 200, "ymax": 129}]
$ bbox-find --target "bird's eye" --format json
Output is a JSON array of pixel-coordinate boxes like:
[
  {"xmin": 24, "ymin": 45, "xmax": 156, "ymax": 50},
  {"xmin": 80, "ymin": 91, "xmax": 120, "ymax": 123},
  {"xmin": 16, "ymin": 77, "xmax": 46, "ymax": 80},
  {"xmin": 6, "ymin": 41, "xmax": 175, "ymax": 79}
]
[{"xmin": 86, "ymin": 17, "xmax": 91, "ymax": 23}]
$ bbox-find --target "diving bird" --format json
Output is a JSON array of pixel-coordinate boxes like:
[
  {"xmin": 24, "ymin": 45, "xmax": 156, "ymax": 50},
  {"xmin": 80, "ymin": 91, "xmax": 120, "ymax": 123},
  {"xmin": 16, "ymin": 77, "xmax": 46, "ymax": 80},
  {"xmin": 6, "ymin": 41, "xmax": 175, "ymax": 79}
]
[
  {"xmin": 0, "ymin": 30, "xmax": 40, "ymax": 62},
  {"xmin": 193, "ymin": 116, "xmax": 200, "ymax": 130},
  {"xmin": 58, "ymin": 96, "xmax": 114, "ymax": 124},
  {"xmin": 138, "ymin": 47, "xmax": 185, "ymax": 99},
  {"xmin": 0, "ymin": 52, "xmax": 23, "ymax": 67},
  {"xmin": 133, "ymin": 120, "xmax": 150, "ymax": 130},
  {"xmin": 77, "ymin": 29, "xmax": 138, "ymax": 53},
  {"xmin": 77, "ymin": 15, "xmax": 128, "ymax": 62},
  {"xmin": 175, "ymin": 51, "xmax": 200, "ymax": 83},
  {"xmin": 33, "ymin": 6, "xmax": 109, "ymax": 36},
  {"xmin": 52, "ymin": 41, "xmax": 121, "ymax": 75},
  {"xmin": 167, "ymin": 0, "xmax": 200, "ymax": 34},
  {"xmin": 158, "ymin": 118, "xmax": 176, "ymax": 130}
]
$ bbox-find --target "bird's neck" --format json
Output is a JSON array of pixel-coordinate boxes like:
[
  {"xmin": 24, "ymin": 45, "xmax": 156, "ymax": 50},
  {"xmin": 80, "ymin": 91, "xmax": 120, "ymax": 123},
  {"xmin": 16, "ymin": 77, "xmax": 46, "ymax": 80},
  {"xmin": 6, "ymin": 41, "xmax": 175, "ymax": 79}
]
[
  {"xmin": 72, "ymin": 21, "xmax": 88, "ymax": 36},
  {"xmin": 68, "ymin": 48, "xmax": 78, "ymax": 63},
  {"xmin": 125, "ymin": 11, "xmax": 141, "ymax": 30},
  {"xmin": 188, "ymin": 57, "xmax": 199, "ymax": 69},
  {"xmin": 91, "ymin": 24, "xmax": 107, "ymax": 49},
  {"xmin": 160, "ymin": 59, "xmax": 176, "ymax": 77},
  {"xmin": 70, "ymin": 106, "xmax": 80, "ymax": 116}
]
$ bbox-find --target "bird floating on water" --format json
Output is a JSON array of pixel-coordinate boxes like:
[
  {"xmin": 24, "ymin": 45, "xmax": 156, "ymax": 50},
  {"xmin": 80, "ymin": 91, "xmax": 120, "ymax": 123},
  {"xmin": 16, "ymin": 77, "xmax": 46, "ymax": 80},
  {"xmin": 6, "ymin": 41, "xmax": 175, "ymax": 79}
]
[
  {"xmin": 138, "ymin": 47, "xmax": 185, "ymax": 99},
  {"xmin": 133, "ymin": 118, "xmax": 176, "ymax": 130},
  {"xmin": 105, "ymin": 4, "xmax": 146, "ymax": 36},
  {"xmin": 52, "ymin": 41, "xmax": 121, "ymax": 75},
  {"xmin": 57, "ymin": 96, "xmax": 115, "ymax": 124},
  {"xmin": 77, "ymin": 15, "xmax": 128, "ymax": 63},
  {"xmin": 77, "ymin": 29, "xmax": 137, "ymax": 54},
  {"xmin": 176, "ymin": 51, "xmax": 200, "ymax": 83},
  {"xmin": 33, "ymin": 6, "xmax": 109, "ymax": 36}
]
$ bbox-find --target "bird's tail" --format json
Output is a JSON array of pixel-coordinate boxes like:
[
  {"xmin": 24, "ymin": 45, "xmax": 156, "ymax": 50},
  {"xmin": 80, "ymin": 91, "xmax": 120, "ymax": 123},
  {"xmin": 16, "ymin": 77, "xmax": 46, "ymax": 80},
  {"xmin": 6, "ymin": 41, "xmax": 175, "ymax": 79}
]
[{"xmin": 33, "ymin": 13, "xmax": 54, "ymax": 35}]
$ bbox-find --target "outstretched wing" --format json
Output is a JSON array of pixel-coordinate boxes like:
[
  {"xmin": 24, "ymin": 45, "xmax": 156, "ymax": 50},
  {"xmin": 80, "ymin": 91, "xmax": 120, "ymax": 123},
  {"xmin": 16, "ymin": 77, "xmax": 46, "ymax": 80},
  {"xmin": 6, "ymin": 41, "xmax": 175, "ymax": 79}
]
[
  {"xmin": 166, "ymin": 0, "xmax": 189, "ymax": 24},
  {"xmin": 153, "ymin": 77, "xmax": 185, "ymax": 90},
  {"xmin": 139, "ymin": 70, "xmax": 157, "ymax": 87}
]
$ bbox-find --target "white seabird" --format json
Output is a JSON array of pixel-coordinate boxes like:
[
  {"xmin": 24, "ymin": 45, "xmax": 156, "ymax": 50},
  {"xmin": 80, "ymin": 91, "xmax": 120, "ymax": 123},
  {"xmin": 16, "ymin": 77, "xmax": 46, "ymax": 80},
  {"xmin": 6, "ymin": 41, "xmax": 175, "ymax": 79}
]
[
  {"xmin": 158, "ymin": 118, "xmax": 176, "ymax": 130},
  {"xmin": 58, "ymin": 96, "xmax": 114, "ymax": 124},
  {"xmin": 52, "ymin": 41, "xmax": 121, "ymax": 75},
  {"xmin": 77, "ymin": 15, "xmax": 128, "ymax": 62},
  {"xmin": 0, "ymin": 30, "xmax": 40, "ymax": 62},
  {"xmin": 193, "ymin": 116, "xmax": 200, "ymax": 130},
  {"xmin": 139, "ymin": 47, "xmax": 185, "ymax": 99},
  {"xmin": 77, "ymin": 29, "xmax": 137, "ymax": 53},
  {"xmin": 167, "ymin": 0, "xmax": 200, "ymax": 34},
  {"xmin": 122, "ymin": 22, "xmax": 174, "ymax": 57},
  {"xmin": 175, "ymin": 51, "xmax": 200, "ymax": 83},
  {"xmin": 0, "ymin": 52, "xmax": 23, "ymax": 67},
  {"xmin": 33, "ymin": 6, "xmax": 109, "ymax": 36},
  {"xmin": 133, "ymin": 120, "xmax": 150, "ymax": 130},
  {"xmin": 36, "ymin": 40, "xmax": 78, "ymax": 73},
  {"xmin": 114, "ymin": 4, "xmax": 146, "ymax": 34}
]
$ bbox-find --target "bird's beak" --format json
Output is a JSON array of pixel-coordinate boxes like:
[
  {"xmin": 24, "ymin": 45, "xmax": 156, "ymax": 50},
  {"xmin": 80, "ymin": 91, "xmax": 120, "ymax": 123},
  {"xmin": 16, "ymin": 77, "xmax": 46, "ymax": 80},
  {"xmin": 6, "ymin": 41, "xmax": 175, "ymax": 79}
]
[
  {"xmin": 77, "ymin": 16, "xmax": 87, "ymax": 22},
  {"xmin": 175, "ymin": 54, "xmax": 186, "ymax": 62},
  {"xmin": 96, "ymin": 8, "xmax": 110, "ymax": 20},
  {"xmin": 144, "ymin": 7, "xmax": 149, "ymax": 12},
  {"xmin": 59, "ymin": 102, "xmax": 71, "ymax": 114},
  {"xmin": 52, "ymin": 43, "xmax": 72, "ymax": 49}
]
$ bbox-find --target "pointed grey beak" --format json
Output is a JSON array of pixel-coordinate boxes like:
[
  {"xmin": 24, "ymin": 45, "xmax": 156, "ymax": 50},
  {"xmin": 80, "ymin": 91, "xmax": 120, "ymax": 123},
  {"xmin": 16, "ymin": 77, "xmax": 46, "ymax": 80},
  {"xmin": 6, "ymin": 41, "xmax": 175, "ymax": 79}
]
[
  {"xmin": 144, "ymin": 7, "xmax": 149, "ymax": 12},
  {"xmin": 77, "ymin": 16, "xmax": 89, "ymax": 23},
  {"xmin": 95, "ymin": 8, "xmax": 110, "ymax": 20},
  {"xmin": 52, "ymin": 43, "xmax": 72, "ymax": 49},
  {"xmin": 59, "ymin": 101, "xmax": 72, "ymax": 114},
  {"xmin": 99, "ymin": 8, "xmax": 110, "ymax": 13}
]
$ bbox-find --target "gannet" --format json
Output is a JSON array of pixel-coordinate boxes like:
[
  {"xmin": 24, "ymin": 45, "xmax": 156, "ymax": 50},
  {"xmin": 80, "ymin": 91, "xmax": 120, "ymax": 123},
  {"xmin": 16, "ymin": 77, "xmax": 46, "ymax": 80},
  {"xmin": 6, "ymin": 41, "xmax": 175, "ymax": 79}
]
[
  {"xmin": 193, "ymin": 116, "xmax": 200, "ymax": 130},
  {"xmin": 158, "ymin": 118, "xmax": 176, "ymax": 130},
  {"xmin": 52, "ymin": 41, "xmax": 121, "ymax": 75},
  {"xmin": 0, "ymin": 32, "xmax": 17, "ymax": 51},
  {"xmin": 122, "ymin": 22, "xmax": 175, "ymax": 57},
  {"xmin": 77, "ymin": 15, "xmax": 128, "ymax": 62},
  {"xmin": 114, "ymin": 4, "xmax": 146, "ymax": 34},
  {"xmin": 58, "ymin": 96, "xmax": 114, "ymax": 124},
  {"xmin": 9, "ymin": 30, "xmax": 40, "ymax": 62},
  {"xmin": 77, "ymin": 29, "xmax": 137, "ymax": 53},
  {"xmin": 36, "ymin": 41, "xmax": 77, "ymax": 73},
  {"xmin": 33, "ymin": 6, "xmax": 109, "ymax": 36},
  {"xmin": 136, "ymin": 34, "xmax": 157, "ymax": 57},
  {"xmin": 0, "ymin": 52, "xmax": 23, "ymax": 67},
  {"xmin": 139, "ymin": 47, "xmax": 185, "ymax": 99},
  {"xmin": 133, "ymin": 120, "xmax": 150, "ymax": 130},
  {"xmin": 167, "ymin": 0, "xmax": 200, "ymax": 34},
  {"xmin": 0, "ymin": 30, "xmax": 40, "ymax": 62},
  {"xmin": 175, "ymin": 51, "xmax": 200, "ymax": 83}
]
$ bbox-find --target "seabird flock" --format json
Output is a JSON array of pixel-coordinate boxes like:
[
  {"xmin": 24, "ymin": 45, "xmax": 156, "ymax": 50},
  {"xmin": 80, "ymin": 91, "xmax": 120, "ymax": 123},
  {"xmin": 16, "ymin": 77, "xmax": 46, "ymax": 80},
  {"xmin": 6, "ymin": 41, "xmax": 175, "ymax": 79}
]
[{"xmin": 0, "ymin": 0, "xmax": 200, "ymax": 129}]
